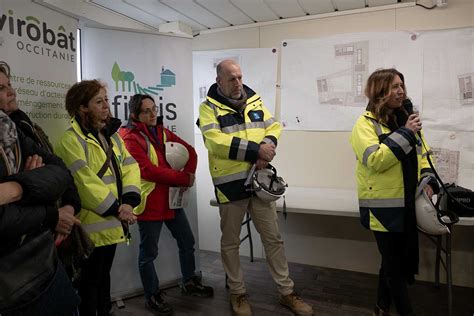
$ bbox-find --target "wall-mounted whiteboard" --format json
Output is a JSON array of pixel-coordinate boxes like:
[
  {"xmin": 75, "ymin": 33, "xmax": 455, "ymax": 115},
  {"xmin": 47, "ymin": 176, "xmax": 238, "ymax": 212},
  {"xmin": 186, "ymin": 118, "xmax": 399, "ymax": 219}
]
[
  {"xmin": 193, "ymin": 48, "xmax": 278, "ymax": 133},
  {"xmin": 280, "ymin": 31, "xmax": 424, "ymax": 131}
]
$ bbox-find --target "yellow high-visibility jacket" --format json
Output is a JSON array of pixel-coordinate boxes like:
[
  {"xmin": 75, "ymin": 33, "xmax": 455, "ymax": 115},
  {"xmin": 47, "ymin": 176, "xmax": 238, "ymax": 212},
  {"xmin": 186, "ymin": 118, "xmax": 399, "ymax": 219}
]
[
  {"xmin": 199, "ymin": 83, "xmax": 281, "ymax": 203},
  {"xmin": 350, "ymin": 111, "xmax": 434, "ymax": 232},
  {"xmin": 55, "ymin": 117, "xmax": 141, "ymax": 247}
]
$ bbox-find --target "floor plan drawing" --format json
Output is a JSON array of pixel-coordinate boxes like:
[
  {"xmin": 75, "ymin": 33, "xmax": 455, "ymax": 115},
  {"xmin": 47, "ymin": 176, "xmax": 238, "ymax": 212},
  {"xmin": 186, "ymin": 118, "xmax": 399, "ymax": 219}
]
[
  {"xmin": 316, "ymin": 41, "xmax": 369, "ymax": 106},
  {"xmin": 431, "ymin": 147, "xmax": 460, "ymax": 184},
  {"xmin": 458, "ymin": 73, "xmax": 473, "ymax": 105}
]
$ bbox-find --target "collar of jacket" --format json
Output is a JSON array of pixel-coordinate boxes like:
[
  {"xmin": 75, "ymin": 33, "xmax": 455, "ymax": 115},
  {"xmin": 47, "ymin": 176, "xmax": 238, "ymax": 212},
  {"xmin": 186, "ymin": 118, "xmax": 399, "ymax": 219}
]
[
  {"xmin": 125, "ymin": 115, "xmax": 163, "ymax": 130},
  {"xmin": 206, "ymin": 83, "xmax": 257, "ymax": 109},
  {"xmin": 363, "ymin": 111, "xmax": 391, "ymax": 129},
  {"xmin": 73, "ymin": 115, "xmax": 122, "ymax": 139},
  {"xmin": 123, "ymin": 120, "xmax": 165, "ymax": 148},
  {"xmin": 206, "ymin": 84, "xmax": 261, "ymax": 113},
  {"xmin": 9, "ymin": 109, "xmax": 33, "ymax": 128}
]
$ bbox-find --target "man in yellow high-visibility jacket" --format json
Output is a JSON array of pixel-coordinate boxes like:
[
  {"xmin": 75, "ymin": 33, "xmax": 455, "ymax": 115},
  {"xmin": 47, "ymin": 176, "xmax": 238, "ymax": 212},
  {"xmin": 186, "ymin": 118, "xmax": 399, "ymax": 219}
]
[{"xmin": 198, "ymin": 60, "xmax": 313, "ymax": 316}]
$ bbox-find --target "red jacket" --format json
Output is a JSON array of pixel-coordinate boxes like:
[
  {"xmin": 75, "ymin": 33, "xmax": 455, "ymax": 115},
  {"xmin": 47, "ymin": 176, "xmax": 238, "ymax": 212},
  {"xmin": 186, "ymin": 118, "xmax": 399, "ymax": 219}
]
[{"xmin": 119, "ymin": 121, "xmax": 197, "ymax": 221}]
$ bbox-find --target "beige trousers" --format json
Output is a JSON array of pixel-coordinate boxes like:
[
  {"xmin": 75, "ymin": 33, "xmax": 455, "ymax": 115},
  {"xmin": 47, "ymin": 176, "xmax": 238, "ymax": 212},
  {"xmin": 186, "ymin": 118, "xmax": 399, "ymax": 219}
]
[{"xmin": 219, "ymin": 196, "xmax": 294, "ymax": 295}]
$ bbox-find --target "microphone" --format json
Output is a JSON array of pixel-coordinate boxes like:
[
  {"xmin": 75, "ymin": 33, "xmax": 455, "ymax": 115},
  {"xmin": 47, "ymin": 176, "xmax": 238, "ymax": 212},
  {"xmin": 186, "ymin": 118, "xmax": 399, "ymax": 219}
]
[{"xmin": 403, "ymin": 98, "xmax": 422, "ymax": 145}]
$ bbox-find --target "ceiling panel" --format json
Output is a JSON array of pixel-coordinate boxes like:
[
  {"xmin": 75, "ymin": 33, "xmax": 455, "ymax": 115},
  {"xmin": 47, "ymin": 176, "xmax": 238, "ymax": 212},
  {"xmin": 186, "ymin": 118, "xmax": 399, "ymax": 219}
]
[
  {"xmin": 367, "ymin": 0, "xmax": 398, "ymax": 6},
  {"xmin": 92, "ymin": 0, "xmax": 165, "ymax": 28},
  {"xmin": 57, "ymin": 0, "xmax": 417, "ymax": 35},
  {"xmin": 263, "ymin": 0, "xmax": 306, "ymax": 18},
  {"xmin": 160, "ymin": 0, "xmax": 229, "ymax": 29},
  {"xmin": 123, "ymin": 0, "xmax": 207, "ymax": 32},
  {"xmin": 196, "ymin": 0, "xmax": 254, "ymax": 26},
  {"xmin": 230, "ymin": 0, "xmax": 279, "ymax": 23},
  {"xmin": 297, "ymin": 0, "xmax": 335, "ymax": 15},
  {"xmin": 333, "ymin": 0, "xmax": 366, "ymax": 11}
]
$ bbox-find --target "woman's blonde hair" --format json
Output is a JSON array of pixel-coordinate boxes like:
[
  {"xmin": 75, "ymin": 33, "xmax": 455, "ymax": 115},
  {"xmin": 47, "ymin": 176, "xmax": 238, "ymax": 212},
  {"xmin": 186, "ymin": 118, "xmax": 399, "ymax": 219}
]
[{"xmin": 365, "ymin": 68, "xmax": 406, "ymax": 123}]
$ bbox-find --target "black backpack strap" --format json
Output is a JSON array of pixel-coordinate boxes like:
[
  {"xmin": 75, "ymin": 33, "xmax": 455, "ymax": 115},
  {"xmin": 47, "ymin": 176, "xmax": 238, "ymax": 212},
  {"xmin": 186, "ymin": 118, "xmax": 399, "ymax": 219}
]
[{"xmin": 96, "ymin": 143, "xmax": 114, "ymax": 179}]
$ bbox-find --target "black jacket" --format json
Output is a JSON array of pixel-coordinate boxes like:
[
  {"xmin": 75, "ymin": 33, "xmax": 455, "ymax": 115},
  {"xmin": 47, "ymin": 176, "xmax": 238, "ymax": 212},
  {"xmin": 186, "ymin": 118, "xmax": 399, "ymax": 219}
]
[
  {"xmin": 9, "ymin": 109, "xmax": 81, "ymax": 214},
  {"xmin": 0, "ymin": 129, "xmax": 69, "ymax": 255}
]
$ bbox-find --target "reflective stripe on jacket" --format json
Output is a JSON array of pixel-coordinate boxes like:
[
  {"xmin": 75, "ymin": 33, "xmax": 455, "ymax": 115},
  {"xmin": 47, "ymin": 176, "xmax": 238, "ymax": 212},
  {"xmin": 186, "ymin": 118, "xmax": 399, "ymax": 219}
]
[
  {"xmin": 55, "ymin": 117, "xmax": 141, "ymax": 247},
  {"xmin": 130, "ymin": 131, "xmax": 157, "ymax": 216},
  {"xmin": 199, "ymin": 83, "xmax": 281, "ymax": 203},
  {"xmin": 350, "ymin": 111, "xmax": 434, "ymax": 232}
]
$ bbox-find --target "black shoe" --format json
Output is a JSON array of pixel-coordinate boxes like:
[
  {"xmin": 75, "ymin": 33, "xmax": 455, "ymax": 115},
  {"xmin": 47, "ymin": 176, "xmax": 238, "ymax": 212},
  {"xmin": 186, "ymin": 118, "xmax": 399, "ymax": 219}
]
[
  {"xmin": 181, "ymin": 276, "xmax": 214, "ymax": 298},
  {"xmin": 145, "ymin": 291, "xmax": 173, "ymax": 316}
]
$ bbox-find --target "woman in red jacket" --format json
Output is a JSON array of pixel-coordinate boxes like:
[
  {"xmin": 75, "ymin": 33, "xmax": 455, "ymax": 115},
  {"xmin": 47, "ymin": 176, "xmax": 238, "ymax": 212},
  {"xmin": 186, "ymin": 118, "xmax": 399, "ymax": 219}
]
[{"xmin": 119, "ymin": 94, "xmax": 213, "ymax": 316}]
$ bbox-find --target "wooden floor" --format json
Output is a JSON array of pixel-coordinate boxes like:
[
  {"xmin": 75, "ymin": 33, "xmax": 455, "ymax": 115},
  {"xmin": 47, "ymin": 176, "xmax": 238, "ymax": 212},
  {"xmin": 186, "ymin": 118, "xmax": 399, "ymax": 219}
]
[{"xmin": 113, "ymin": 250, "xmax": 473, "ymax": 316}]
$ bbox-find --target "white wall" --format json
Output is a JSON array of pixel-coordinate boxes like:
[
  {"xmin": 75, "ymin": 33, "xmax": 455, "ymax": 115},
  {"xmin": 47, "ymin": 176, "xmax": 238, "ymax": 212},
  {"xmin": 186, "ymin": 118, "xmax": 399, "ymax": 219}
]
[{"xmin": 193, "ymin": 0, "xmax": 474, "ymax": 287}]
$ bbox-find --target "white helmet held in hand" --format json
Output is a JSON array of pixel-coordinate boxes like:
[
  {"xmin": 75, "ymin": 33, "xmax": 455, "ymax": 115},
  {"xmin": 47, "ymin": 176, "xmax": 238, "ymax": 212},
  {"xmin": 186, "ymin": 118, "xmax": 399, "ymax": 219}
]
[
  {"xmin": 165, "ymin": 142, "xmax": 189, "ymax": 170},
  {"xmin": 252, "ymin": 164, "xmax": 287, "ymax": 202},
  {"xmin": 415, "ymin": 177, "xmax": 451, "ymax": 235}
]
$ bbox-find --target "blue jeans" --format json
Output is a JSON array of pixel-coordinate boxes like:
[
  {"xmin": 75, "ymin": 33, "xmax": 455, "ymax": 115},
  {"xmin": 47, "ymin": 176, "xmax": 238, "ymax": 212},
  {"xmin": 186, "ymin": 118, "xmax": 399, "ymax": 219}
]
[{"xmin": 138, "ymin": 209, "xmax": 196, "ymax": 300}]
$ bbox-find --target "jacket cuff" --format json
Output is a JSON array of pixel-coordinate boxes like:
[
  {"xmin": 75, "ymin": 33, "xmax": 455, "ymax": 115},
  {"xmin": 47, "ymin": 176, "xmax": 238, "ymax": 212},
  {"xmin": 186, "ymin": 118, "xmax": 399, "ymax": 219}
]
[
  {"xmin": 399, "ymin": 126, "xmax": 418, "ymax": 146},
  {"xmin": 43, "ymin": 205, "xmax": 59, "ymax": 231},
  {"xmin": 122, "ymin": 192, "xmax": 141, "ymax": 208},
  {"xmin": 102, "ymin": 200, "xmax": 120, "ymax": 217}
]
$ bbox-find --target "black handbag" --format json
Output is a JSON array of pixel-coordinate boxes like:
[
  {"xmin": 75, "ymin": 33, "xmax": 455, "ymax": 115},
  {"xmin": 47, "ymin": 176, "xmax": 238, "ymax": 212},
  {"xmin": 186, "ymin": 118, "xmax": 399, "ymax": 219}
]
[
  {"xmin": 0, "ymin": 230, "xmax": 58, "ymax": 312},
  {"xmin": 439, "ymin": 183, "xmax": 474, "ymax": 217}
]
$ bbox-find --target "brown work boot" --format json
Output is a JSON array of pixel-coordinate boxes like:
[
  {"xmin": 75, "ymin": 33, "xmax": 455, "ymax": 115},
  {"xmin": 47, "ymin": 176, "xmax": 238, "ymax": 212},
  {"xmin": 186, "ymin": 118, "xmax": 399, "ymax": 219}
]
[
  {"xmin": 279, "ymin": 292, "xmax": 313, "ymax": 316},
  {"xmin": 230, "ymin": 293, "xmax": 252, "ymax": 316}
]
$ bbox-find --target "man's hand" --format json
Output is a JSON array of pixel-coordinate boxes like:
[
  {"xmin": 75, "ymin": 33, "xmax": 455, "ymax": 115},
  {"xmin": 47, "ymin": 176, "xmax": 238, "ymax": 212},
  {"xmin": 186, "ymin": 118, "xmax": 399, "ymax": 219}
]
[
  {"xmin": 255, "ymin": 159, "xmax": 269, "ymax": 170},
  {"xmin": 118, "ymin": 203, "xmax": 137, "ymax": 225},
  {"xmin": 24, "ymin": 154, "xmax": 45, "ymax": 171},
  {"xmin": 258, "ymin": 143, "xmax": 276, "ymax": 162},
  {"xmin": 0, "ymin": 181, "xmax": 23, "ymax": 205},
  {"xmin": 55, "ymin": 205, "xmax": 81, "ymax": 235}
]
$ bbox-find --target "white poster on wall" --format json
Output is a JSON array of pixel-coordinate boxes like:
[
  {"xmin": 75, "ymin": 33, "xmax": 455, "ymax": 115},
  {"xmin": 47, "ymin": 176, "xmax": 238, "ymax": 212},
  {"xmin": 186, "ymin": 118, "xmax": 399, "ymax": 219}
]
[
  {"xmin": 280, "ymin": 31, "xmax": 423, "ymax": 131},
  {"xmin": 0, "ymin": 2, "xmax": 77, "ymax": 144},
  {"xmin": 193, "ymin": 48, "xmax": 278, "ymax": 133},
  {"xmin": 422, "ymin": 27, "xmax": 474, "ymax": 132},
  {"xmin": 423, "ymin": 129, "xmax": 474, "ymax": 190},
  {"xmin": 81, "ymin": 26, "xmax": 197, "ymax": 298}
]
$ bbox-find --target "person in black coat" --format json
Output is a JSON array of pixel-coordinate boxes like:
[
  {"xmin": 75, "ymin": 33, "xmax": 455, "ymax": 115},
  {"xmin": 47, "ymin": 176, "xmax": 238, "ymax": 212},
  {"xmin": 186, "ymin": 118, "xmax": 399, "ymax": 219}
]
[
  {"xmin": 0, "ymin": 110, "xmax": 81, "ymax": 315},
  {"xmin": 0, "ymin": 62, "xmax": 81, "ymax": 315},
  {"xmin": 0, "ymin": 61, "xmax": 81, "ymax": 245}
]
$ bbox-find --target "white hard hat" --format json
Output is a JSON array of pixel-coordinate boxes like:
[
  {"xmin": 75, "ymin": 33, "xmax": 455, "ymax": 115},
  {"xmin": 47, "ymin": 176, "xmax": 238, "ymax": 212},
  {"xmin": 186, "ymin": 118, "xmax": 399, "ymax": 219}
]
[
  {"xmin": 252, "ymin": 164, "xmax": 287, "ymax": 202},
  {"xmin": 165, "ymin": 142, "xmax": 189, "ymax": 170},
  {"xmin": 415, "ymin": 177, "xmax": 451, "ymax": 235}
]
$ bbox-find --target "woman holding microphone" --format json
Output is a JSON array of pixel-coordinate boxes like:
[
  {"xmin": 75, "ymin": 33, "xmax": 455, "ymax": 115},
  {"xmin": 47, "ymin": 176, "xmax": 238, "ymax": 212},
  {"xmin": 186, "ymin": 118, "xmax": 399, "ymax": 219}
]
[{"xmin": 350, "ymin": 69, "xmax": 438, "ymax": 316}]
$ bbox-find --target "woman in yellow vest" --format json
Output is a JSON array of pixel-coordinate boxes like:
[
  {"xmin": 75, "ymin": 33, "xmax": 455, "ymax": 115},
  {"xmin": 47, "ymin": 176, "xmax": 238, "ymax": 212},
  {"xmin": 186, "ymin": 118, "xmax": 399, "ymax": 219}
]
[
  {"xmin": 350, "ymin": 69, "xmax": 437, "ymax": 316},
  {"xmin": 55, "ymin": 80, "xmax": 141, "ymax": 316}
]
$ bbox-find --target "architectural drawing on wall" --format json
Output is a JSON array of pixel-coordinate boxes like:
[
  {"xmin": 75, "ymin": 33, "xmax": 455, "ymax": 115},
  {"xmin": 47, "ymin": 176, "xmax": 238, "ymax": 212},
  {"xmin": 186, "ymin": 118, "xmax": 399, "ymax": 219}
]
[
  {"xmin": 431, "ymin": 147, "xmax": 460, "ymax": 184},
  {"xmin": 198, "ymin": 56, "xmax": 241, "ymax": 99},
  {"xmin": 316, "ymin": 41, "xmax": 368, "ymax": 106},
  {"xmin": 458, "ymin": 73, "xmax": 473, "ymax": 105}
]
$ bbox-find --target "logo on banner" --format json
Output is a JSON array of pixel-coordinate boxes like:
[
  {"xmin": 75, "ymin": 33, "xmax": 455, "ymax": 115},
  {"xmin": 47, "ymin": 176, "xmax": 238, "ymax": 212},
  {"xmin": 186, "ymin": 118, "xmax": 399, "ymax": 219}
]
[
  {"xmin": 0, "ymin": 9, "xmax": 76, "ymax": 63},
  {"xmin": 110, "ymin": 62, "xmax": 178, "ymax": 129},
  {"xmin": 111, "ymin": 62, "xmax": 176, "ymax": 94}
]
